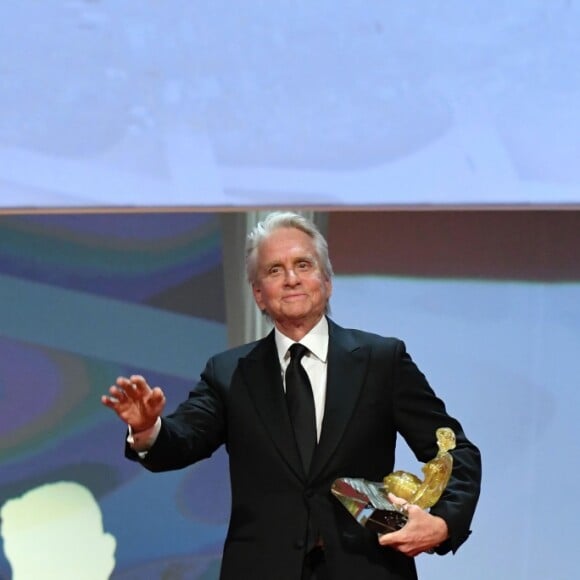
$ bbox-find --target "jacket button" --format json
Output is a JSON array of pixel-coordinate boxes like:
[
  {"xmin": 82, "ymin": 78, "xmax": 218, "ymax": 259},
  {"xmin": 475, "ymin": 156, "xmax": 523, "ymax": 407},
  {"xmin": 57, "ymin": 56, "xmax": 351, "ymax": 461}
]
[
  {"xmin": 294, "ymin": 539, "xmax": 305, "ymax": 549},
  {"xmin": 304, "ymin": 489, "xmax": 314, "ymax": 499}
]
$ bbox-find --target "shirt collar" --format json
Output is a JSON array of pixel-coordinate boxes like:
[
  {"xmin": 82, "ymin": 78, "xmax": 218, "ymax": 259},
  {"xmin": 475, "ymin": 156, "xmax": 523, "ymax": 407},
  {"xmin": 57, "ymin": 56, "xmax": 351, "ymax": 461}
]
[{"xmin": 274, "ymin": 316, "xmax": 329, "ymax": 365}]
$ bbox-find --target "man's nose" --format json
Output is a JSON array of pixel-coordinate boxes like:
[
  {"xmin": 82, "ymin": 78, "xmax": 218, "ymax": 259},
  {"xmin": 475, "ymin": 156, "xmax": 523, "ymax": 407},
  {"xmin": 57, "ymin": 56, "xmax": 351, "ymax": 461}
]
[{"xmin": 284, "ymin": 268, "xmax": 300, "ymax": 284}]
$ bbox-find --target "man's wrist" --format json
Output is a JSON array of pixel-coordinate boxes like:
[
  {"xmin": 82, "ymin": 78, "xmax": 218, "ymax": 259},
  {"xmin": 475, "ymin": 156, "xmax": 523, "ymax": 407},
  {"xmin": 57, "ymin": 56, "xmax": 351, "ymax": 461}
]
[
  {"xmin": 424, "ymin": 514, "xmax": 449, "ymax": 554},
  {"xmin": 127, "ymin": 417, "xmax": 162, "ymax": 452}
]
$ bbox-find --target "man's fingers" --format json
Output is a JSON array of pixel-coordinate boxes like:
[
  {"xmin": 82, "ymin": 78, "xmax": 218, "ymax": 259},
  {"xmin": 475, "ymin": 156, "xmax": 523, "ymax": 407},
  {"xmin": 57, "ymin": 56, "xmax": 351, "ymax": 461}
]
[
  {"xmin": 378, "ymin": 530, "xmax": 400, "ymax": 546},
  {"xmin": 106, "ymin": 377, "xmax": 163, "ymax": 410},
  {"xmin": 101, "ymin": 394, "xmax": 116, "ymax": 409},
  {"xmin": 129, "ymin": 374, "xmax": 148, "ymax": 387},
  {"xmin": 378, "ymin": 528, "xmax": 417, "ymax": 556},
  {"xmin": 115, "ymin": 376, "xmax": 131, "ymax": 388},
  {"xmin": 387, "ymin": 492, "xmax": 408, "ymax": 508},
  {"xmin": 109, "ymin": 385, "xmax": 126, "ymax": 398},
  {"xmin": 120, "ymin": 375, "xmax": 150, "ymax": 400},
  {"xmin": 150, "ymin": 387, "xmax": 166, "ymax": 404},
  {"xmin": 101, "ymin": 385, "xmax": 126, "ymax": 407}
]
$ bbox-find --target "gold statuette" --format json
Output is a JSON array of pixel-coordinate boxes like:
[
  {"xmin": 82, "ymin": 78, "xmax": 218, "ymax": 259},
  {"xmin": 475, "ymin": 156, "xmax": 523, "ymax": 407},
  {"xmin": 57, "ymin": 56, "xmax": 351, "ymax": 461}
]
[
  {"xmin": 331, "ymin": 428, "xmax": 456, "ymax": 534},
  {"xmin": 383, "ymin": 427, "xmax": 456, "ymax": 509}
]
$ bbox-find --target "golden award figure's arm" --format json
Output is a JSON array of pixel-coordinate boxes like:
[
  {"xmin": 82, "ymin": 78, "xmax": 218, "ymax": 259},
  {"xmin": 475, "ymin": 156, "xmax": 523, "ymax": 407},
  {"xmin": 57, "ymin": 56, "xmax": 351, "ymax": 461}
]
[
  {"xmin": 409, "ymin": 453, "xmax": 453, "ymax": 509},
  {"xmin": 409, "ymin": 427, "xmax": 456, "ymax": 509}
]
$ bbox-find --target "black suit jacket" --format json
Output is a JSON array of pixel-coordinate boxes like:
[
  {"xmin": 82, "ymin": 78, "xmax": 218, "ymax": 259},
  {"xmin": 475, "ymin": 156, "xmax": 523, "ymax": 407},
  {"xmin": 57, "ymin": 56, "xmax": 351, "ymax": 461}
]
[{"xmin": 131, "ymin": 319, "xmax": 481, "ymax": 580}]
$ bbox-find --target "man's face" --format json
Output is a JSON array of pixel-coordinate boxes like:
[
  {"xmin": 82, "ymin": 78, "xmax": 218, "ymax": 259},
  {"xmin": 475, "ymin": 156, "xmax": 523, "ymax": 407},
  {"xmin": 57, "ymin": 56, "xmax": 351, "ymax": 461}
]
[{"xmin": 252, "ymin": 227, "xmax": 332, "ymax": 331}]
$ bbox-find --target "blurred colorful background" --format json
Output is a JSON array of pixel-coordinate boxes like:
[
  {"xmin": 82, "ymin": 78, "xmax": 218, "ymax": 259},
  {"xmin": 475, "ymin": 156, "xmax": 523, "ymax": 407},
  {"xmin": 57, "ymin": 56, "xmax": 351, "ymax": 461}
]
[{"xmin": 0, "ymin": 213, "xmax": 229, "ymax": 578}]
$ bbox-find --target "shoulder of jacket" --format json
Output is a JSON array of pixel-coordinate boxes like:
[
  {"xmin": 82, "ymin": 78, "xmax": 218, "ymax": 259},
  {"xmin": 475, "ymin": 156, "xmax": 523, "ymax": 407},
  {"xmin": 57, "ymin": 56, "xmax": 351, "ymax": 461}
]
[{"xmin": 332, "ymin": 321, "xmax": 403, "ymax": 349}]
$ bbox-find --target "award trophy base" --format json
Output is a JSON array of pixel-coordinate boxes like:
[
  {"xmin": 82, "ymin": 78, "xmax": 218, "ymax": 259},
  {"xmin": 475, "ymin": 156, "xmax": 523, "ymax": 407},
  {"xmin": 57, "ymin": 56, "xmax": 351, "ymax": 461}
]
[{"xmin": 331, "ymin": 477, "xmax": 407, "ymax": 534}]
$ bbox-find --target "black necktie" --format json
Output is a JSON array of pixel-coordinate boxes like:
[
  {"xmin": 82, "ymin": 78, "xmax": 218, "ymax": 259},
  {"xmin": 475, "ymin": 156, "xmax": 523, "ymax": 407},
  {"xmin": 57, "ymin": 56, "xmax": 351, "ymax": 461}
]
[{"xmin": 285, "ymin": 343, "xmax": 317, "ymax": 473}]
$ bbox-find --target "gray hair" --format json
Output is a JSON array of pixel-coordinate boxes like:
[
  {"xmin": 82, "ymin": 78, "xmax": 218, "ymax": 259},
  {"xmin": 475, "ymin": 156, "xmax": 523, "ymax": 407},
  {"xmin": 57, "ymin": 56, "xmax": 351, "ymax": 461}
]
[{"xmin": 245, "ymin": 211, "xmax": 334, "ymax": 285}]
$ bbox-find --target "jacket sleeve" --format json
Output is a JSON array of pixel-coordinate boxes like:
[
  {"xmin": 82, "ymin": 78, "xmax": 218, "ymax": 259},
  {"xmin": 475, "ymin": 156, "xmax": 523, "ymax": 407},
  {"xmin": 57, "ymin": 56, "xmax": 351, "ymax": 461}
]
[
  {"xmin": 125, "ymin": 356, "xmax": 227, "ymax": 472},
  {"xmin": 390, "ymin": 339, "xmax": 482, "ymax": 554}
]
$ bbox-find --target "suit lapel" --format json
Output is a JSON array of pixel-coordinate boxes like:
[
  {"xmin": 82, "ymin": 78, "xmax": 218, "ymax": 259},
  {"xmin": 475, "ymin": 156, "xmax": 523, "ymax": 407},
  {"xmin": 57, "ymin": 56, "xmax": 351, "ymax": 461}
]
[
  {"xmin": 310, "ymin": 320, "xmax": 369, "ymax": 480},
  {"xmin": 238, "ymin": 332, "xmax": 305, "ymax": 479},
  {"xmin": 237, "ymin": 321, "xmax": 370, "ymax": 482}
]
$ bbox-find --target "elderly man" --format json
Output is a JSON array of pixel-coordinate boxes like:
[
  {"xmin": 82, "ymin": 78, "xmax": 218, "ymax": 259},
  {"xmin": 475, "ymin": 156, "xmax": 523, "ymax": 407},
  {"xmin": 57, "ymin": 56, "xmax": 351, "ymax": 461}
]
[{"xmin": 102, "ymin": 211, "xmax": 481, "ymax": 580}]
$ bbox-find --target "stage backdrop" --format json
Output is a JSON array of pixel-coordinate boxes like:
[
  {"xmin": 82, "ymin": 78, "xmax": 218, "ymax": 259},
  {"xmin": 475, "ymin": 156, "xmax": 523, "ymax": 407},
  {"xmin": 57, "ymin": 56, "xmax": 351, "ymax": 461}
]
[
  {"xmin": 1, "ymin": 1, "xmax": 580, "ymax": 210},
  {"xmin": 0, "ymin": 213, "xmax": 229, "ymax": 579},
  {"xmin": 1, "ymin": 210, "xmax": 578, "ymax": 580},
  {"xmin": 327, "ymin": 211, "xmax": 580, "ymax": 580}
]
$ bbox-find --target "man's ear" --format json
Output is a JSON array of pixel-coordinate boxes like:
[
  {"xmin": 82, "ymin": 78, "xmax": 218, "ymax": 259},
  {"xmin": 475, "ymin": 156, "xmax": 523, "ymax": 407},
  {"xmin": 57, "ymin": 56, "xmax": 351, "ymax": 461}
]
[
  {"xmin": 325, "ymin": 277, "xmax": 333, "ymax": 298},
  {"xmin": 252, "ymin": 283, "xmax": 264, "ymax": 310}
]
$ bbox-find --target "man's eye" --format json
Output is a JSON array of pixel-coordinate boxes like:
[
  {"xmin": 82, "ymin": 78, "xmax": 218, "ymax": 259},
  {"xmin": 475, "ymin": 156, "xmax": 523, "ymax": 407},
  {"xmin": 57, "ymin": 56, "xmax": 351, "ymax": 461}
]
[
  {"xmin": 297, "ymin": 261, "xmax": 311, "ymax": 270},
  {"xmin": 269, "ymin": 266, "xmax": 281, "ymax": 275}
]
